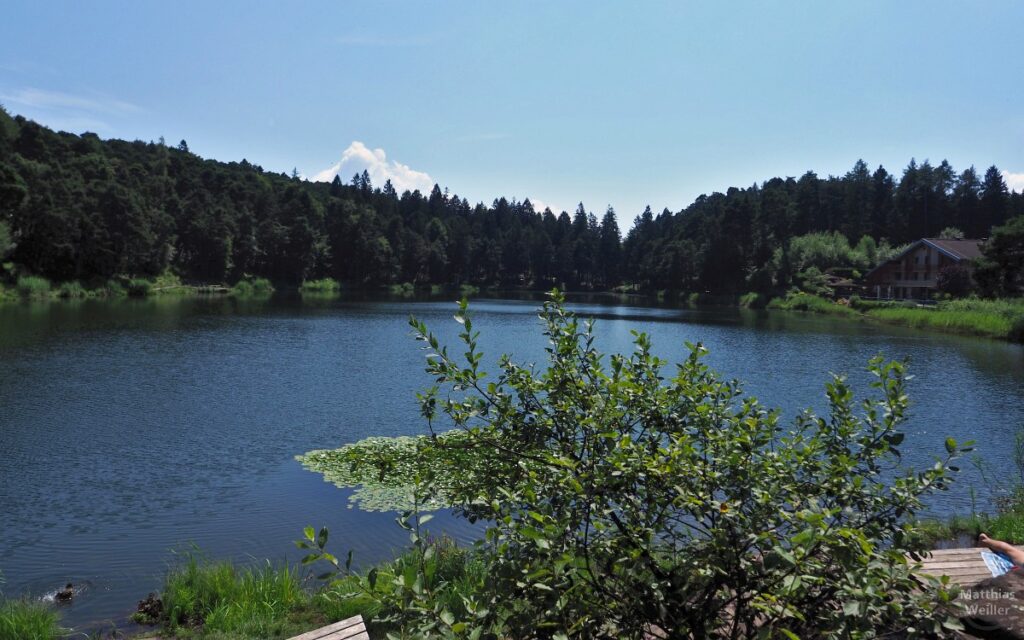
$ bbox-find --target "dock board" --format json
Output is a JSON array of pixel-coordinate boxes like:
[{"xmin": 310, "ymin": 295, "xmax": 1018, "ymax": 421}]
[
  {"xmin": 288, "ymin": 615, "xmax": 369, "ymax": 640},
  {"xmin": 917, "ymin": 546, "xmax": 1022, "ymax": 587}
]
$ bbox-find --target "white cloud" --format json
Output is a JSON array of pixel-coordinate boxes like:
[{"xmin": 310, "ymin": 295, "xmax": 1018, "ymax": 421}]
[
  {"xmin": 0, "ymin": 87, "xmax": 140, "ymax": 115},
  {"xmin": 529, "ymin": 198, "xmax": 564, "ymax": 214},
  {"xmin": 1003, "ymin": 171, "xmax": 1024, "ymax": 193},
  {"xmin": 313, "ymin": 141, "xmax": 435, "ymax": 194}
]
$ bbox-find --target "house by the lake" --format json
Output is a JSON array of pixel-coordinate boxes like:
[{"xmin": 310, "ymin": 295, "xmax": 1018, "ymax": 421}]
[{"xmin": 864, "ymin": 238, "xmax": 984, "ymax": 300}]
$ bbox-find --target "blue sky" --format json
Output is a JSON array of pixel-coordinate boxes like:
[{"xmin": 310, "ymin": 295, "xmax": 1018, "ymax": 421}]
[{"xmin": 2, "ymin": 1, "xmax": 1022, "ymax": 221}]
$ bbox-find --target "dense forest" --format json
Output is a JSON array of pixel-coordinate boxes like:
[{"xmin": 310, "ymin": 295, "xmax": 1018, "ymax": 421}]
[{"xmin": 1, "ymin": 107, "xmax": 1022, "ymax": 294}]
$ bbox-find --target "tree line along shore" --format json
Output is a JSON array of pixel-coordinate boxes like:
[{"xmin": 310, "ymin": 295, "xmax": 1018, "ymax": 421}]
[{"xmin": 1, "ymin": 106, "xmax": 1022, "ymax": 302}]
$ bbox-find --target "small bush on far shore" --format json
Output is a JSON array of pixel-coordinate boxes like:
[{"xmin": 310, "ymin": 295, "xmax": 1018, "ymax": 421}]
[
  {"xmin": 300, "ymin": 278, "xmax": 341, "ymax": 293},
  {"xmin": 388, "ymin": 282, "xmax": 414, "ymax": 296},
  {"xmin": 738, "ymin": 291, "xmax": 769, "ymax": 308},
  {"xmin": 232, "ymin": 277, "xmax": 275, "ymax": 297},
  {"xmin": 126, "ymin": 278, "xmax": 153, "ymax": 297},
  {"xmin": 57, "ymin": 281, "xmax": 87, "ymax": 298},
  {"xmin": 103, "ymin": 279, "xmax": 127, "ymax": 297},
  {"xmin": 767, "ymin": 291, "xmax": 858, "ymax": 317},
  {"xmin": 16, "ymin": 276, "xmax": 50, "ymax": 299}
]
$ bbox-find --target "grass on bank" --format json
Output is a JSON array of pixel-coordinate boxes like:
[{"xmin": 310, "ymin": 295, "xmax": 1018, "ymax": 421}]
[
  {"xmin": 388, "ymin": 282, "xmax": 481, "ymax": 297},
  {"xmin": 863, "ymin": 297, "xmax": 1024, "ymax": 341},
  {"xmin": 299, "ymin": 278, "xmax": 341, "ymax": 294},
  {"xmin": 141, "ymin": 537, "xmax": 482, "ymax": 639},
  {"xmin": 917, "ymin": 480, "xmax": 1024, "ymax": 548},
  {"xmin": 767, "ymin": 291, "xmax": 1024, "ymax": 341},
  {"xmin": 15, "ymin": 276, "xmax": 51, "ymax": 299},
  {"xmin": 230, "ymin": 277, "xmax": 275, "ymax": 298},
  {"xmin": 0, "ymin": 599, "xmax": 62, "ymax": 640},
  {"xmin": 153, "ymin": 555, "xmax": 314, "ymax": 639},
  {"xmin": 767, "ymin": 291, "xmax": 859, "ymax": 317},
  {"xmin": 1, "ymin": 271, "xmax": 279, "ymax": 303}
]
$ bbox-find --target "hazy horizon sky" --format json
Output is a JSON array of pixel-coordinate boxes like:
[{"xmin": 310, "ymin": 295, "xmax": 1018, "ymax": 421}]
[{"xmin": 2, "ymin": 1, "xmax": 1022, "ymax": 221}]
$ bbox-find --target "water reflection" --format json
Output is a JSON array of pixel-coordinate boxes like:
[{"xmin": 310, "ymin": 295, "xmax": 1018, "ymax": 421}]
[{"xmin": 0, "ymin": 293, "xmax": 1021, "ymax": 629}]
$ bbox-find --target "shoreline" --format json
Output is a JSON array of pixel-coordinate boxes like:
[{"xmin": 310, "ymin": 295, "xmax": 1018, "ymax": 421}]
[{"xmin": 2, "ymin": 277, "xmax": 1022, "ymax": 343}]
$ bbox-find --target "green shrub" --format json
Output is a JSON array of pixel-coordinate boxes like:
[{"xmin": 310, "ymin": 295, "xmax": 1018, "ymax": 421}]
[
  {"xmin": 388, "ymin": 282, "xmax": 415, "ymax": 296},
  {"xmin": 57, "ymin": 281, "xmax": 87, "ymax": 299},
  {"xmin": 738, "ymin": 291, "xmax": 768, "ymax": 308},
  {"xmin": 103, "ymin": 279, "xmax": 126, "ymax": 297},
  {"xmin": 251, "ymin": 277, "xmax": 274, "ymax": 295},
  {"xmin": 231, "ymin": 280, "xmax": 254, "ymax": 297},
  {"xmin": 767, "ymin": 291, "xmax": 859, "ymax": 317},
  {"xmin": 301, "ymin": 532, "xmax": 489, "ymax": 636},
  {"xmin": 0, "ymin": 599, "xmax": 61, "ymax": 640},
  {"xmin": 16, "ymin": 276, "xmax": 50, "ymax": 299},
  {"xmin": 300, "ymin": 278, "xmax": 341, "ymax": 293},
  {"xmin": 305, "ymin": 293, "xmax": 966, "ymax": 638},
  {"xmin": 126, "ymin": 278, "xmax": 152, "ymax": 297},
  {"xmin": 152, "ymin": 271, "xmax": 184, "ymax": 291},
  {"xmin": 232, "ymin": 277, "xmax": 275, "ymax": 298}
]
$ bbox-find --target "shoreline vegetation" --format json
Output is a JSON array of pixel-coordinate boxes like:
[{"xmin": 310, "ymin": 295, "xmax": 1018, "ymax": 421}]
[
  {"xmin": 2, "ymin": 269, "xmax": 1023, "ymax": 343},
  {"xmin": 764, "ymin": 291, "xmax": 1024, "ymax": 342}
]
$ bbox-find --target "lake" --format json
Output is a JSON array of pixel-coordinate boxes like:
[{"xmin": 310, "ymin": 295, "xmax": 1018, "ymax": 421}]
[{"xmin": 1, "ymin": 293, "xmax": 1022, "ymax": 630}]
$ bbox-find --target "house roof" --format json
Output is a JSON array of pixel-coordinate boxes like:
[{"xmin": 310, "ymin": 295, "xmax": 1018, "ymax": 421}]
[
  {"xmin": 924, "ymin": 238, "xmax": 984, "ymax": 261},
  {"xmin": 864, "ymin": 237, "xmax": 985, "ymax": 279}
]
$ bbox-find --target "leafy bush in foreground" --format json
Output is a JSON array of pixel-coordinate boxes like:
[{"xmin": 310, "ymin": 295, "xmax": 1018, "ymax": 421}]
[{"xmin": 306, "ymin": 292, "xmax": 966, "ymax": 638}]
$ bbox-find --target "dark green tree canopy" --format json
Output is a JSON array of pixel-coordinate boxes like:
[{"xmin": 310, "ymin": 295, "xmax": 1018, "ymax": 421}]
[{"xmin": 0, "ymin": 107, "xmax": 1021, "ymax": 292}]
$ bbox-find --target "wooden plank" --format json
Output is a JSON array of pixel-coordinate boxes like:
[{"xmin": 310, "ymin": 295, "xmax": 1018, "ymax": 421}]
[
  {"xmin": 914, "ymin": 545, "xmax": 1024, "ymax": 587},
  {"xmin": 287, "ymin": 615, "xmax": 366, "ymax": 640},
  {"xmin": 321, "ymin": 630, "xmax": 370, "ymax": 640}
]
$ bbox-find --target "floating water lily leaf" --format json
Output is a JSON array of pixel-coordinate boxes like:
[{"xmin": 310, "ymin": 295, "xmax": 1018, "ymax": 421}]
[{"xmin": 296, "ymin": 431, "xmax": 472, "ymax": 512}]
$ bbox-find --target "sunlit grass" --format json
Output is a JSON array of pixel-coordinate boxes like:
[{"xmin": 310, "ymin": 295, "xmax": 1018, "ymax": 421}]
[
  {"xmin": 232, "ymin": 277, "xmax": 275, "ymax": 297},
  {"xmin": 865, "ymin": 298, "xmax": 1024, "ymax": 341},
  {"xmin": 145, "ymin": 537, "xmax": 484, "ymax": 639},
  {"xmin": 158, "ymin": 554, "xmax": 315, "ymax": 639},
  {"xmin": 300, "ymin": 278, "xmax": 341, "ymax": 293},
  {"xmin": 0, "ymin": 599, "xmax": 61, "ymax": 640},
  {"xmin": 766, "ymin": 292, "xmax": 859, "ymax": 317},
  {"xmin": 15, "ymin": 276, "xmax": 51, "ymax": 299}
]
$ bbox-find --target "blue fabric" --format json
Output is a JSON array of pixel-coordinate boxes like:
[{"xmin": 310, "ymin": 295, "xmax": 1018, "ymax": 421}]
[{"xmin": 982, "ymin": 551, "xmax": 1016, "ymax": 577}]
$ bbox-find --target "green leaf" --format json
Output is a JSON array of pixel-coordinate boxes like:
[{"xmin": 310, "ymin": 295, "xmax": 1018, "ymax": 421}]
[{"xmin": 945, "ymin": 437, "xmax": 957, "ymax": 454}]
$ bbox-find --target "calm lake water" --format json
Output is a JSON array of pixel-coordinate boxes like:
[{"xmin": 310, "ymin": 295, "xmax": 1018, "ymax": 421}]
[{"xmin": 1, "ymin": 293, "xmax": 1023, "ymax": 630}]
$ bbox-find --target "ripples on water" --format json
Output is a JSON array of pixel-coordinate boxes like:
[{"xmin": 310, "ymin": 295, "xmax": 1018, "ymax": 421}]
[{"xmin": 0, "ymin": 294, "xmax": 1022, "ymax": 629}]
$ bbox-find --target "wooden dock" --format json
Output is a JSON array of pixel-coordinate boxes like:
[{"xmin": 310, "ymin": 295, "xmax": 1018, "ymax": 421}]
[
  {"xmin": 288, "ymin": 615, "xmax": 369, "ymax": 640},
  {"xmin": 917, "ymin": 546, "xmax": 1015, "ymax": 587}
]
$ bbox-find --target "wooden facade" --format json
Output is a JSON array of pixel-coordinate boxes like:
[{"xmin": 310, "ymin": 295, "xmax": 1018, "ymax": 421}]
[{"xmin": 864, "ymin": 238, "xmax": 983, "ymax": 300}]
